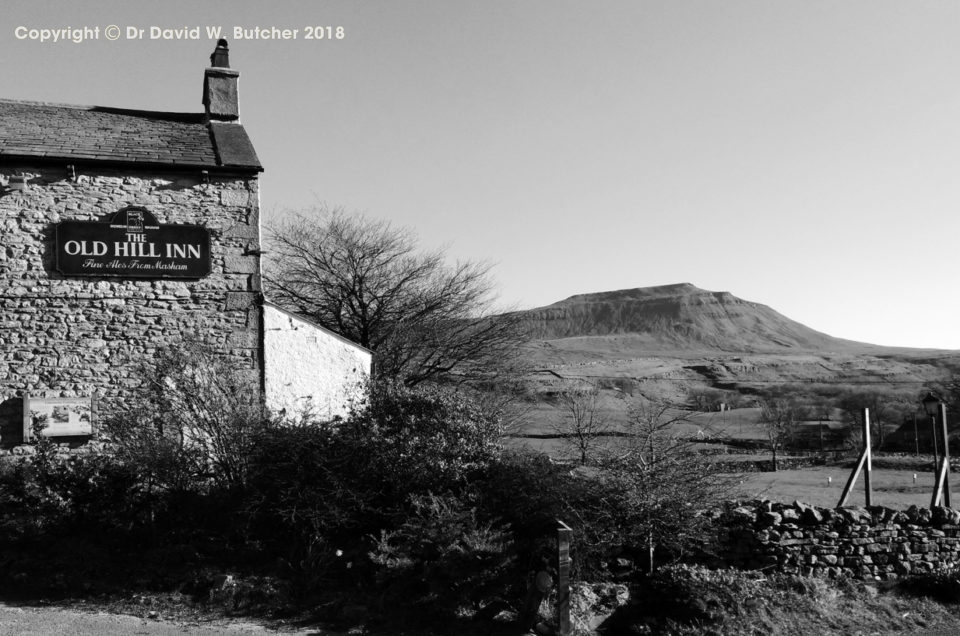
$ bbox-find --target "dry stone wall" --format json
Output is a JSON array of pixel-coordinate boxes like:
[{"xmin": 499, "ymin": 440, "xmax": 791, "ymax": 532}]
[
  {"xmin": 714, "ymin": 500, "xmax": 960, "ymax": 580},
  {"xmin": 0, "ymin": 163, "xmax": 262, "ymax": 447}
]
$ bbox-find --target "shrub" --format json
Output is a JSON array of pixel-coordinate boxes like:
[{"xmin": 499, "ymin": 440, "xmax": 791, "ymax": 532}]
[
  {"xmin": 101, "ymin": 342, "xmax": 269, "ymax": 492},
  {"xmin": 245, "ymin": 423, "xmax": 375, "ymax": 555},
  {"xmin": 244, "ymin": 381, "xmax": 507, "ymax": 590},
  {"xmin": 641, "ymin": 564, "xmax": 765, "ymax": 625},
  {"xmin": 480, "ymin": 446, "xmax": 699, "ymax": 583},
  {"xmin": 0, "ymin": 418, "xmax": 142, "ymax": 540},
  {"xmin": 369, "ymin": 493, "xmax": 515, "ymax": 619},
  {"xmin": 900, "ymin": 567, "xmax": 960, "ymax": 603},
  {"xmin": 352, "ymin": 379, "xmax": 504, "ymax": 497},
  {"xmin": 0, "ymin": 452, "xmax": 143, "ymax": 547}
]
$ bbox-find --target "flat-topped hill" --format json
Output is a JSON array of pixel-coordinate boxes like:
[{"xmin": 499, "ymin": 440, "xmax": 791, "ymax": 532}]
[{"xmin": 518, "ymin": 283, "xmax": 871, "ymax": 352}]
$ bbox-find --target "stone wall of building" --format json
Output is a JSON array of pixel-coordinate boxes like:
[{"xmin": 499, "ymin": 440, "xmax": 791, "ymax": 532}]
[
  {"xmin": 0, "ymin": 163, "xmax": 261, "ymax": 446},
  {"xmin": 714, "ymin": 500, "xmax": 960, "ymax": 580},
  {"xmin": 262, "ymin": 303, "xmax": 371, "ymax": 421}
]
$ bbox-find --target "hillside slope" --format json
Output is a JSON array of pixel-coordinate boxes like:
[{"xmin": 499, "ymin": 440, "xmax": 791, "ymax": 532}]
[{"xmin": 511, "ymin": 283, "xmax": 960, "ymax": 405}]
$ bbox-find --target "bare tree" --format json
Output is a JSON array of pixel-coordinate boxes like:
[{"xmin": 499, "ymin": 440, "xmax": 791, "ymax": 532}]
[
  {"xmin": 758, "ymin": 397, "xmax": 801, "ymax": 471},
  {"xmin": 264, "ymin": 207, "xmax": 527, "ymax": 386},
  {"xmin": 593, "ymin": 401, "xmax": 738, "ymax": 571},
  {"xmin": 554, "ymin": 383, "xmax": 610, "ymax": 465},
  {"xmin": 838, "ymin": 389, "xmax": 914, "ymax": 451},
  {"xmin": 688, "ymin": 387, "xmax": 730, "ymax": 412}
]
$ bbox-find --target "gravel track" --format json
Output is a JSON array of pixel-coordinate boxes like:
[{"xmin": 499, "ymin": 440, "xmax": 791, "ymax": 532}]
[{"xmin": 0, "ymin": 602, "xmax": 341, "ymax": 635}]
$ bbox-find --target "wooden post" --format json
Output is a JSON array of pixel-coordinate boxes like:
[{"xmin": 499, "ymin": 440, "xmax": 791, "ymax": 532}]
[
  {"xmin": 838, "ymin": 408, "xmax": 872, "ymax": 508},
  {"xmin": 556, "ymin": 520, "xmax": 572, "ymax": 636},
  {"xmin": 837, "ymin": 447, "xmax": 867, "ymax": 508},
  {"xmin": 932, "ymin": 403, "xmax": 951, "ymax": 508},
  {"xmin": 942, "ymin": 403, "xmax": 950, "ymax": 508},
  {"xmin": 863, "ymin": 408, "xmax": 872, "ymax": 507}
]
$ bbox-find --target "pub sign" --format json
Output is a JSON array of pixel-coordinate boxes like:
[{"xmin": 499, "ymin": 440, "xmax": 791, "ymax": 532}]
[{"xmin": 55, "ymin": 207, "xmax": 211, "ymax": 278}]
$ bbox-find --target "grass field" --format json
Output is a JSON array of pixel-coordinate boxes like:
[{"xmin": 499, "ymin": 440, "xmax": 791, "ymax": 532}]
[
  {"xmin": 509, "ymin": 398, "xmax": 947, "ymax": 510},
  {"xmin": 736, "ymin": 465, "xmax": 939, "ymax": 509},
  {"xmin": 503, "ymin": 441, "xmax": 942, "ymax": 509},
  {"xmin": 514, "ymin": 403, "xmax": 851, "ymax": 444}
]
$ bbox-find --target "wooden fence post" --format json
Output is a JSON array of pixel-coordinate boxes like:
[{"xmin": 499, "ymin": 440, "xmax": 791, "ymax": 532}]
[
  {"xmin": 838, "ymin": 408, "xmax": 871, "ymax": 507},
  {"xmin": 557, "ymin": 520, "xmax": 572, "ymax": 636},
  {"xmin": 931, "ymin": 403, "xmax": 951, "ymax": 508},
  {"xmin": 943, "ymin": 403, "xmax": 951, "ymax": 508},
  {"xmin": 863, "ymin": 407, "xmax": 872, "ymax": 507}
]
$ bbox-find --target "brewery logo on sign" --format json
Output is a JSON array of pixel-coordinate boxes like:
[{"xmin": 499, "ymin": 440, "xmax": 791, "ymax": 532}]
[{"xmin": 56, "ymin": 207, "xmax": 211, "ymax": 278}]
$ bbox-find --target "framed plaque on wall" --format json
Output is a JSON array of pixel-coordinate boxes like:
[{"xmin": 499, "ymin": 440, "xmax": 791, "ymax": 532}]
[{"xmin": 22, "ymin": 395, "xmax": 94, "ymax": 439}]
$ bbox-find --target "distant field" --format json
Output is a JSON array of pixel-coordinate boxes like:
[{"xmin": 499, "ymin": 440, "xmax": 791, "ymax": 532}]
[
  {"xmin": 513, "ymin": 403, "xmax": 849, "ymax": 440},
  {"xmin": 512, "ymin": 401, "xmax": 753, "ymax": 435},
  {"xmin": 504, "ymin": 436, "xmax": 940, "ymax": 509},
  {"xmin": 737, "ymin": 465, "xmax": 937, "ymax": 509},
  {"xmin": 507, "ymin": 398, "xmax": 943, "ymax": 510},
  {"xmin": 508, "ymin": 405, "xmax": 849, "ymax": 455}
]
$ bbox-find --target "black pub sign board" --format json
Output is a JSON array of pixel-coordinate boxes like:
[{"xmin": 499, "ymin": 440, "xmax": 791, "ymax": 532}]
[{"xmin": 56, "ymin": 207, "xmax": 211, "ymax": 279}]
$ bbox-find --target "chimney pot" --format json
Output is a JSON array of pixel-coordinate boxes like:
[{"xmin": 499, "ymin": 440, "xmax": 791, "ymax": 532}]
[{"xmin": 210, "ymin": 39, "xmax": 230, "ymax": 68}]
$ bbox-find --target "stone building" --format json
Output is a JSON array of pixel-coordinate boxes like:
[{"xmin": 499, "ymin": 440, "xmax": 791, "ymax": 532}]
[{"xmin": 0, "ymin": 41, "xmax": 370, "ymax": 447}]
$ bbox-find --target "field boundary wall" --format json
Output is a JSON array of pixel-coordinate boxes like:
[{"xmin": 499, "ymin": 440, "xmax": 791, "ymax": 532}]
[{"xmin": 713, "ymin": 500, "xmax": 960, "ymax": 579}]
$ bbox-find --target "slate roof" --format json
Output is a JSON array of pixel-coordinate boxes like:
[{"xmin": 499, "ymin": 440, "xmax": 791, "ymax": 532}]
[{"xmin": 0, "ymin": 99, "xmax": 261, "ymax": 173}]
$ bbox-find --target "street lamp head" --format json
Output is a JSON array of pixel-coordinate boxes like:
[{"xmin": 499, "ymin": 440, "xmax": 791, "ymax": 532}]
[{"xmin": 922, "ymin": 392, "xmax": 942, "ymax": 416}]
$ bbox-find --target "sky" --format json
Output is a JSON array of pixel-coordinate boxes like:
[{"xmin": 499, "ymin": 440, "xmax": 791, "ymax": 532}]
[{"xmin": 3, "ymin": 1, "xmax": 960, "ymax": 349}]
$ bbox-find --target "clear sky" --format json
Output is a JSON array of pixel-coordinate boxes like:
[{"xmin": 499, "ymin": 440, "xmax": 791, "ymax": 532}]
[{"xmin": 3, "ymin": 1, "xmax": 960, "ymax": 349}]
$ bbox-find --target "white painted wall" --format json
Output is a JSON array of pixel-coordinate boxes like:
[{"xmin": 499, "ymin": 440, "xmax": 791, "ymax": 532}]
[{"xmin": 262, "ymin": 302, "xmax": 371, "ymax": 421}]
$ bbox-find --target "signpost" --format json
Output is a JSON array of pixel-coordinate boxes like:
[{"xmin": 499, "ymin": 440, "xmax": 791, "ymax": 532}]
[{"xmin": 55, "ymin": 207, "xmax": 211, "ymax": 279}]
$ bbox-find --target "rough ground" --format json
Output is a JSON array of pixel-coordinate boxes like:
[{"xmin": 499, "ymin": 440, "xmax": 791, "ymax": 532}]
[{"xmin": 0, "ymin": 602, "xmax": 342, "ymax": 635}]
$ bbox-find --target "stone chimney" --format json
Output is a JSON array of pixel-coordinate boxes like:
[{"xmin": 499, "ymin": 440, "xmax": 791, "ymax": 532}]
[{"xmin": 203, "ymin": 39, "xmax": 240, "ymax": 121}]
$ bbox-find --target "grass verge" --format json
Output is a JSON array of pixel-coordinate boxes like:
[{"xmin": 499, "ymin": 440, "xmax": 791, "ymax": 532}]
[{"xmin": 603, "ymin": 565, "xmax": 960, "ymax": 636}]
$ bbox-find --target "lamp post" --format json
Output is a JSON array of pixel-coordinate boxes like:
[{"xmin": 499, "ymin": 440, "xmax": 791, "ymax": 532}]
[{"xmin": 923, "ymin": 392, "xmax": 951, "ymax": 508}]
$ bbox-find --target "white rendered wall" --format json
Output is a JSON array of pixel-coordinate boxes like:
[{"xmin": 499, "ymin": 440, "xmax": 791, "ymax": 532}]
[{"xmin": 263, "ymin": 304, "xmax": 371, "ymax": 421}]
